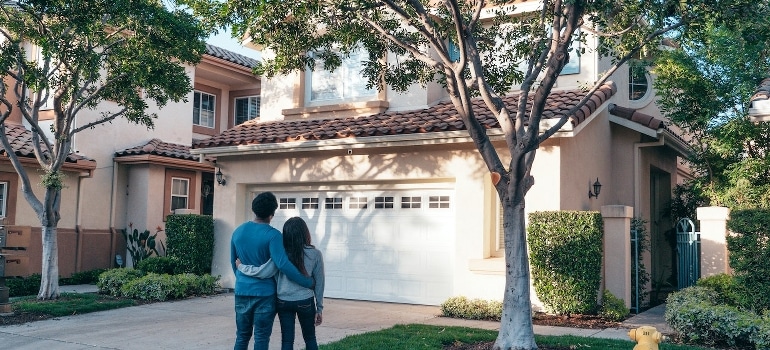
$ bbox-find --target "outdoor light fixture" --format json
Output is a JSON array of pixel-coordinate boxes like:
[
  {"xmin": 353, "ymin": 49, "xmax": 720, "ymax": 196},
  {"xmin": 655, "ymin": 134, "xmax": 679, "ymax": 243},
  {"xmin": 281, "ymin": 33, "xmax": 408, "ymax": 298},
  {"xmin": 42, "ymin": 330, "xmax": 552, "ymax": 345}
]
[
  {"xmin": 216, "ymin": 168, "xmax": 226, "ymax": 186},
  {"xmin": 588, "ymin": 178, "xmax": 602, "ymax": 199}
]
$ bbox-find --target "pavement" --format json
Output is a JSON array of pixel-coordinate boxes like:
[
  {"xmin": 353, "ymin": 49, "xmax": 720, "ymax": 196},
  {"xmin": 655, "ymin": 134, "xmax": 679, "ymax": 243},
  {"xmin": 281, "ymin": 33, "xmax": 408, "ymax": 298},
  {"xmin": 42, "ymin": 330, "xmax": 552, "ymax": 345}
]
[{"xmin": 0, "ymin": 285, "xmax": 672, "ymax": 349}]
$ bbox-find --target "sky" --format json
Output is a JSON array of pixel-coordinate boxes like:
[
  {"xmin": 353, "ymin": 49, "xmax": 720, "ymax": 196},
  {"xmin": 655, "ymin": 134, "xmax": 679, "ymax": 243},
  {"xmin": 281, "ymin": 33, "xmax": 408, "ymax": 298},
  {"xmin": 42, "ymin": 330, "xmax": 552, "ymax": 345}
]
[{"xmin": 206, "ymin": 28, "xmax": 261, "ymax": 60}]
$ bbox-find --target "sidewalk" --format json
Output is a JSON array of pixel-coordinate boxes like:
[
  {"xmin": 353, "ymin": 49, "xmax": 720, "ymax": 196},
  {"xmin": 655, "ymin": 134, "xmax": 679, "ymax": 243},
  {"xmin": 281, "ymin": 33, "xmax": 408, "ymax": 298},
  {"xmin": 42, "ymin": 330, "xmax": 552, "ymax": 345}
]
[{"xmin": 1, "ymin": 286, "xmax": 669, "ymax": 349}]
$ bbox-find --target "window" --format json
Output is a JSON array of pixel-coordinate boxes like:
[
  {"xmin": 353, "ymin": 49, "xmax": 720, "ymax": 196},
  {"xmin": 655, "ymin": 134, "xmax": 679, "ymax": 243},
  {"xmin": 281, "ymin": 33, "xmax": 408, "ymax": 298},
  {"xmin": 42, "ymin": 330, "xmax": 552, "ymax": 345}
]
[
  {"xmin": 448, "ymin": 41, "xmax": 461, "ymax": 63},
  {"xmin": 302, "ymin": 197, "xmax": 319, "ymax": 209},
  {"xmin": 561, "ymin": 37, "xmax": 581, "ymax": 75},
  {"xmin": 401, "ymin": 196, "xmax": 421, "ymax": 209},
  {"xmin": 279, "ymin": 197, "xmax": 296, "ymax": 209},
  {"xmin": 374, "ymin": 196, "xmax": 394, "ymax": 209},
  {"xmin": 193, "ymin": 91, "xmax": 216, "ymax": 128},
  {"xmin": 235, "ymin": 96, "xmax": 260, "ymax": 125},
  {"xmin": 325, "ymin": 197, "xmax": 343, "ymax": 209},
  {"xmin": 628, "ymin": 65, "xmax": 649, "ymax": 101},
  {"xmin": 428, "ymin": 196, "xmax": 451, "ymax": 209},
  {"xmin": 307, "ymin": 49, "xmax": 376, "ymax": 102},
  {"xmin": 349, "ymin": 197, "xmax": 368, "ymax": 209},
  {"xmin": 34, "ymin": 46, "xmax": 54, "ymax": 110},
  {"xmin": 170, "ymin": 178, "xmax": 189, "ymax": 212},
  {"xmin": 0, "ymin": 182, "xmax": 7, "ymax": 217}
]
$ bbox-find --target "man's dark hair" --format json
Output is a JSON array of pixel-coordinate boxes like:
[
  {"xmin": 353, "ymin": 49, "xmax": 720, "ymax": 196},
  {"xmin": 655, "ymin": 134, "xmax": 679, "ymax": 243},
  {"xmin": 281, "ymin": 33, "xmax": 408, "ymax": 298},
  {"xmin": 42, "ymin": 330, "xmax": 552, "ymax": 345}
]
[{"xmin": 252, "ymin": 192, "xmax": 278, "ymax": 220}]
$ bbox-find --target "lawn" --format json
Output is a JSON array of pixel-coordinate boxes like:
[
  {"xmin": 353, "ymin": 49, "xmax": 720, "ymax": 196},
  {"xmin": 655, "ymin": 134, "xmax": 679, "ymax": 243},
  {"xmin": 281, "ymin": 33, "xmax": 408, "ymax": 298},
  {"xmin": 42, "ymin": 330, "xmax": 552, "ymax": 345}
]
[{"xmin": 1, "ymin": 293, "xmax": 138, "ymax": 325}]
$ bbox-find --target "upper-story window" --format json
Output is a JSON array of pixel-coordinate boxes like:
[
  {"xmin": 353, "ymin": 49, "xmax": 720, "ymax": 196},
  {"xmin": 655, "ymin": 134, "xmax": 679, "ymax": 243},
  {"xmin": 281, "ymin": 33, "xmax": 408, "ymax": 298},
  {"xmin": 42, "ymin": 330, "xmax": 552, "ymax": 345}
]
[
  {"xmin": 307, "ymin": 48, "xmax": 376, "ymax": 103},
  {"xmin": 0, "ymin": 182, "xmax": 7, "ymax": 217},
  {"xmin": 193, "ymin": 91, "xmax": 216, "ymax": 128},
  {"xmin": 628, "ymin": 65, "xmax": 649, "ymax": 101},
  {"xmin": 235, "ymin": 96, "xmax": 260, "ymax": 125}
]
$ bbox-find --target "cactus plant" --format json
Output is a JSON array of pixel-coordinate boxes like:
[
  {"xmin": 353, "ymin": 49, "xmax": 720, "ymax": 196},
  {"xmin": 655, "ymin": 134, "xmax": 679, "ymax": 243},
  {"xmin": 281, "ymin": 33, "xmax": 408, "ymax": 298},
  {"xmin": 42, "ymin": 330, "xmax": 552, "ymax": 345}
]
[{"xmin": 122, "ymin": 223, "xmax": 164, "ymax": 266}]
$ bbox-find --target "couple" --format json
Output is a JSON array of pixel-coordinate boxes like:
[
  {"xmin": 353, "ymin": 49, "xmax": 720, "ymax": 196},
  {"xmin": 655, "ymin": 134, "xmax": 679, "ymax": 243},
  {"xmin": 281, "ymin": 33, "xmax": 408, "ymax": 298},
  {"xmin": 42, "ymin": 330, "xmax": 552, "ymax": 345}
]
[{"xmin": 231, "ymin": 192, "xmax": 325, "ymax": 350}]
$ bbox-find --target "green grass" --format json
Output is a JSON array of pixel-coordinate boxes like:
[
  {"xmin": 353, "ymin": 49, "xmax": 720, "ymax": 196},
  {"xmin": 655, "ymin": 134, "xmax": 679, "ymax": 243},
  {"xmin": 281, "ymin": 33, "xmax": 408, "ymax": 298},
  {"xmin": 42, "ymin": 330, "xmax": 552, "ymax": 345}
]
[
  {"xmin": 12, "ymin": 293, "xmax": 137, "ymax": 317},
  {"xmin": 318, "ymin": 324, "xmax": 711, "ymax": 350}
]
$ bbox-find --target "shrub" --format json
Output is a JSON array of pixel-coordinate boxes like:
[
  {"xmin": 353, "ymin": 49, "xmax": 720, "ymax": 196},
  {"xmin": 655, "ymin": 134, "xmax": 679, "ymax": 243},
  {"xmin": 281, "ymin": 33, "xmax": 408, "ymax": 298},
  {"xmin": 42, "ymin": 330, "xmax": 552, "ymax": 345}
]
[
  {"xmin": 600, "ymin": 290, "xmax": 629, "ymax": 321},
  {"xmin": 753, "ymin": 315, "xmax": 770, "ymax": 349},
  {"xmin": 527, "ymin": 211, "xmax": 603, "ymax": 315},
  {"xmin": 440, "ymin": 296, "xmax": 502, "ymax": 321},
  {"xmin": 61, "ymin": 269, "xmax": 108, "ymax": 285},
  {"xmin": 695, "ymin": 273, "xmax": 742, "ymax": 307},
  {"xmin": 136, "ymin": 256, "xmax": 183, "ymax": 275},
  {"xmin": 97, "ymin": 268, "xmax": 144, "ymax": 296},
  {"xmin": 120, "ymin": 273, "xmax": 220, "ymax": 301},
  {"xmin": 165, "ymin": 214, "xmax": 214, "ymax": 275},
  {"xmin": 6, "ymin": 274, "xmax": 41, "ymax": 297},
  {"xmin": 727, "ymin": 209, "xmax": 770, "ymax": 314}
]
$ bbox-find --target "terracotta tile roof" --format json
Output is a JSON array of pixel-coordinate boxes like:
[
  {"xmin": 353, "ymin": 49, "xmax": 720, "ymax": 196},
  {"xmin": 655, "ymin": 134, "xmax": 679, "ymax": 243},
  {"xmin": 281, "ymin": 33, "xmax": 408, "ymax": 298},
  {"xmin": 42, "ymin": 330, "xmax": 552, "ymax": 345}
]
[
  {"xmin": 194, "ymin": 82, "xmax": 618, "ymax": 149},
  {"xmin": 608, "ymin": 104, "xmax": 665, "ymax": 129},
  {"xmin": 1, "ymin": 123, "xmax": 93, "ymax": 163},
  {"xmin": 115, "ymin": 138, "xmax": 199, "ymax": 161},
  {"xmin": 750, "ymin": 77, "xmax": 770, "ymax": 104},
  {"xmin": 205, "ymin": 44, "xmax": 258, "ymax": 69}
]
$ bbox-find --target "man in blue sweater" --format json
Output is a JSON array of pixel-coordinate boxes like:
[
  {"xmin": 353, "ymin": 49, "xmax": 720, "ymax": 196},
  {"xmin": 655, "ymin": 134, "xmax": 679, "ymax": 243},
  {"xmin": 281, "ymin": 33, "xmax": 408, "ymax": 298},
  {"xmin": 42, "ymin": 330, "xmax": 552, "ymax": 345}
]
[{"xmin": 231, "ymin": 192, "xmax": 314, "ymax": 350}]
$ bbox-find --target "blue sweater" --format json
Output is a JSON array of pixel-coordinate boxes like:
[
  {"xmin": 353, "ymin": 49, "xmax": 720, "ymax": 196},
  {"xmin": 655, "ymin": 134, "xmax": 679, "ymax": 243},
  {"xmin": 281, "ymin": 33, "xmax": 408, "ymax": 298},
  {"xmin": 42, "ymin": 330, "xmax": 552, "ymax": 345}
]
[{"xmin": 230, "ymin": 221, "xmax": 313, "ymax": 296}]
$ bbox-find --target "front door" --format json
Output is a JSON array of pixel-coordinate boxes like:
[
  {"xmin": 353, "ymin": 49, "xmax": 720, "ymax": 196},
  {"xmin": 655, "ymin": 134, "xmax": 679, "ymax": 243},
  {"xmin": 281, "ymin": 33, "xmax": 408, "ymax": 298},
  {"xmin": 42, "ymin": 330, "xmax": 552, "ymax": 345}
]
[{"xmin": 649, "ymin": 168, "xmax": 674, "ymax": 303}]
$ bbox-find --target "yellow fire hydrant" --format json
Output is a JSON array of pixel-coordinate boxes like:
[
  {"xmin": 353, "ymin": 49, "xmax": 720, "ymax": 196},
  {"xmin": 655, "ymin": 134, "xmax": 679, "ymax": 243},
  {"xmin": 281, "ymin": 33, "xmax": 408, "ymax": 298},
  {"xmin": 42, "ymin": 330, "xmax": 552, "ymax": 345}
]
[{"xmin": 628, "ymin": 326, "xmax": 665, "ymax": 350}]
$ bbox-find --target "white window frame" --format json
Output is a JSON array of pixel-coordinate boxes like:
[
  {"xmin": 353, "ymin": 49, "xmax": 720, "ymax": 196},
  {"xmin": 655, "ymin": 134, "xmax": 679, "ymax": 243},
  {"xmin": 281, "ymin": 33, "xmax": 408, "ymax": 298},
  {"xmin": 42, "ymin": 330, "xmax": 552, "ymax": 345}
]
[
  {"xmin": 305, "ymin": 48, "xmax": 376, "ymax": 104},
  {"xmin": 0, "ymin": 182, "xmax": 7, "ymax": 218},
  {"xmin": 234, "ymin": 96, "xmax": 260, "ymax": 125},
  {"xmin": 628, "ymin": 64, "xmax": 652, "ymax": 106},
  {"xmin": 170, "ymin": 177, "xmax": 189, "ymax": 212},
  {"xmin": 279, "ymin": 197, "xmax": 296, "ymax": 209},
  {"xmin": 193, "ymin": 91, "xmax": 216, "ymax": 128}
]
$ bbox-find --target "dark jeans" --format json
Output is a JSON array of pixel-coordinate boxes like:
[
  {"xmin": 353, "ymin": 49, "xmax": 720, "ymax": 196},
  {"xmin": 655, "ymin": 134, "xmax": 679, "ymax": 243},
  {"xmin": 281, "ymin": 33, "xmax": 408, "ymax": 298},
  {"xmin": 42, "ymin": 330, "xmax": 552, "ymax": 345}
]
[
  {"xmin": 277, "ymin": 297, "xmax": 318, "ymax": 350},
  {"xmin": 234, "ymin": 295, "xmax": 276, "ymax": 350}
]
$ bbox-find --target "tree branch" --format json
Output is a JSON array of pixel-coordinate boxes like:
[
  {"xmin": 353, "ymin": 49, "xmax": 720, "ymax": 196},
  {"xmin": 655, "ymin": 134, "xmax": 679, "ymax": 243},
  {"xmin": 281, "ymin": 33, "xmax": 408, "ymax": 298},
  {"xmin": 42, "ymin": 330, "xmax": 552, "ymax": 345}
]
[{"xmin": 71, "ymin": 107, "xmax": 128, "ymax": 134}]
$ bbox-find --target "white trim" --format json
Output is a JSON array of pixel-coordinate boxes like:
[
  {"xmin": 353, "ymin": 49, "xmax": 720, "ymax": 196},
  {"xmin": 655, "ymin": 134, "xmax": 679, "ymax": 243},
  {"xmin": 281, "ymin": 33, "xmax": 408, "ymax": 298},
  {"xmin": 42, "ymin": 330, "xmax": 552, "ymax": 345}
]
[
  {"xmin": 0, "ymin": 181, "xmax": 7, "ymax": 218},
  {"xmin": 608, "ymin": 115, "xmax": 658, "ymax": 138},
  {"xmin": 170, "ymin": 177, "xmax": 190, "ymax": 212}
]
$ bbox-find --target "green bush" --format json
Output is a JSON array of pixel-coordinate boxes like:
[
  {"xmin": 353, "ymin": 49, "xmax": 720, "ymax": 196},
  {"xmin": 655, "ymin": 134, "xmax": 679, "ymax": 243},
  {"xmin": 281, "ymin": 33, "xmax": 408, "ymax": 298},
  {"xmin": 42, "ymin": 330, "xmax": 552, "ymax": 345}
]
[
  {"xmin": 754, "ymin": 315, "xmax": 770, "ymax": 349},
  {"xmin": 120, "ymin": 273, "xmax": 219, "ymax": 301},
  {"xmin": 61, "ymin": 269, "xmax": 108, "ymax": 285},
  {"xmin": 440, "ymin": 296, "xmax": 502, "ymax": 321},
  {"xmin": 665, "ymin": 286, "xmax": 760, "ymax": 348},
  {"xmin": 695, "ymin": 273, "xmax": 742, "ymax": 307},
  {"xmin": 96, "ymin": 268, "xmax": 144, "ymax": 296},
  {"xmin": 6, "ymin": 274, "xmax": 41, "ymax": 297},
  {"xmin": 165, "ymin": 214, "xmax": 214, "ymax": 275},
  {"xmin": 527, "ymin": 211, "xmax": 603, "ymax": 315},
  {"xmin": 136, "ymin": 256, "xmax": 183, "ymax": 275},
  {"xmin": 600, "ymin": 290, "xmax": 629, "ymax": 322},
  {"xmin": 727, "ymin": 209, "xmax": 770, "ymax": 314}
]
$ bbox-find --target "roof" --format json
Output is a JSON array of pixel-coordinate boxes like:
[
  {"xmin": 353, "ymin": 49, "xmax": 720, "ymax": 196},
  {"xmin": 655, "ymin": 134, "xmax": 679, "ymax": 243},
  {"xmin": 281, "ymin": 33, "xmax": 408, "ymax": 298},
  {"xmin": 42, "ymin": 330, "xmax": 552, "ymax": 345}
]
[
  {"xmin": 194, "ymin": 82, "xmax": 618, "ymax": 149},
  {"xmin": 205, "ymin": 44, "xmax": 258, "ymax": 69},
  {"xmin": 115, "ymin": 138, "xmax": 199, "ymax": 161},
  {"xmin": 607, "ymin": 104, "xmax": 664, "ymax": 129},
  {"xmin": 1, "ymin": 123, "xmax": 94, "ymax": 164}
]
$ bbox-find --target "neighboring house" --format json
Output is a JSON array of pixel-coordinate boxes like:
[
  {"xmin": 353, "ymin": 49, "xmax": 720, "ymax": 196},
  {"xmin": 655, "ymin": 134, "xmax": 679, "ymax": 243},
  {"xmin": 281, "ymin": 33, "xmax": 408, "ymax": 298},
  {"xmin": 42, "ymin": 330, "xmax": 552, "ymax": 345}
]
[
  {"xmin": 749, "ymin": 77, "xmax": 770, "ymax": 122},
  {"xmin": 192, "ymin": 33, "xmax": 690, "ymax": 305},
  {"xmin": 1, "ymin": 44, "xmax": 260, "ymax": 273}
]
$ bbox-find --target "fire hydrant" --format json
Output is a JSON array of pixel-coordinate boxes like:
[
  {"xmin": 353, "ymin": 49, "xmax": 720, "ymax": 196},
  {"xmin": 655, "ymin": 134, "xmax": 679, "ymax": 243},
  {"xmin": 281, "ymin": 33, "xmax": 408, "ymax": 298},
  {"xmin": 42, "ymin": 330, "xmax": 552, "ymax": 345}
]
[{"xmin": 628, "ymin": 326, "xmax": 665, "ymax": 350}]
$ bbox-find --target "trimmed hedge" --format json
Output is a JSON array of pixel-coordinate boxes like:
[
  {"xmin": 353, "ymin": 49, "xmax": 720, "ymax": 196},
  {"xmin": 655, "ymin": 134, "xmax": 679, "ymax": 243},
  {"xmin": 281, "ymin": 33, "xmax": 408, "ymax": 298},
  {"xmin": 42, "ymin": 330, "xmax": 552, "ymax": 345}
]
[
  {"xmin": 600, "ymin": 290, "xmax": 630, "ymax": 322},
  {"xmin": 136, "ymin": 256, "xmax": 183, "ymax": 275},
  {"xmin": 440, "ymin": 296, "xmax": 502, "ymax": 321},
  {"xmin": 96, "ymin": 268, "xmax": 219, "ymax": 301},
  {"xmin": 726, "ymin": 209, "xmax": 770, "ymax": 314},
  {"xmin": 165, "ymin": 214, "xmax": 215, "ymax": 275},
  {"xmin": 527, "ymin": 211, "xmax": 603, "ymax": 315}
]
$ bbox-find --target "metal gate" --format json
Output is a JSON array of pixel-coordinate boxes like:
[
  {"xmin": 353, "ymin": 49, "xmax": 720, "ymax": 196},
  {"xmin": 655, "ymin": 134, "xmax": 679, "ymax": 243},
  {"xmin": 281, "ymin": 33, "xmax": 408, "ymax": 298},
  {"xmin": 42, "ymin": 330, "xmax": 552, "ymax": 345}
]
[{"xmin": 676, "ymin": 218, "xmax": 700, "ymax": 289}]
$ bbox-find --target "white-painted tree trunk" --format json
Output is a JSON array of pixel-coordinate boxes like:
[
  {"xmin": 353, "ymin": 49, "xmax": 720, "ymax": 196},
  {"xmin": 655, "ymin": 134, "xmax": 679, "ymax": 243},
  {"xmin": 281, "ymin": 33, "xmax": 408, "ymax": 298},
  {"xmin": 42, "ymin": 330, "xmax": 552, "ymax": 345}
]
[{"xmin": 37, "ymin": 226, "xmax": 60, "ymax": 300}]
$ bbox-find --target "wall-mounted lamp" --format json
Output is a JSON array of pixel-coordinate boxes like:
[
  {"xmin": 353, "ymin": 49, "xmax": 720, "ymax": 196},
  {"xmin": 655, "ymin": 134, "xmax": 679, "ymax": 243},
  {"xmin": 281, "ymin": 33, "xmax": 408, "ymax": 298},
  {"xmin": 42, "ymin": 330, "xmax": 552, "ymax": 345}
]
[
  {"xmin": 216, "ymin": 167, "xmax": 227, "ymax": 186},
  {"xmin": 588, "ymin": 178, "xmax": 602, "ymax": 199}
]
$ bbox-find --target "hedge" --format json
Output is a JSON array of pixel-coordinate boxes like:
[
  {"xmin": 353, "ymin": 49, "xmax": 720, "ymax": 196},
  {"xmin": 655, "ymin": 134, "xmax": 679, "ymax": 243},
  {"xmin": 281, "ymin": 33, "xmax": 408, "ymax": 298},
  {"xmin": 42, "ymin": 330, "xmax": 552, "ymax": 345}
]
[{"xmin": 165, "ymin": 214, "xmax": 215, "ymax": 275}]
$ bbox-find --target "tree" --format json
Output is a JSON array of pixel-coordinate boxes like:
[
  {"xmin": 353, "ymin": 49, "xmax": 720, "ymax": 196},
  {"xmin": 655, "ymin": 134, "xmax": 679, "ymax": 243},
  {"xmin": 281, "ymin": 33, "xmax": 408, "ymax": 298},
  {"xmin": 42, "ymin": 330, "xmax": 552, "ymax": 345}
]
[
  {"xmin": 0, "ymin": 0, "xmax": 206, "ymax": 300},
  {"xmin": 177, "ymin": 0, "xmax": 750, "ymax": 348},
  {"xmin": 654, "ymin": 5, "xmax": 770, "ymax": 210}
]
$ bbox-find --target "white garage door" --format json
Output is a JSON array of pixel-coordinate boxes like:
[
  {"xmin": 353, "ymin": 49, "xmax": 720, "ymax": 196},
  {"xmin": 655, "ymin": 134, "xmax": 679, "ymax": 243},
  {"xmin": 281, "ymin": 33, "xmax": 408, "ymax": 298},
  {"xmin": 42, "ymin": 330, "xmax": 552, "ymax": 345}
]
[{"xmin": 265, "ymin": 188, "xmax": 455, "ymax": 305}]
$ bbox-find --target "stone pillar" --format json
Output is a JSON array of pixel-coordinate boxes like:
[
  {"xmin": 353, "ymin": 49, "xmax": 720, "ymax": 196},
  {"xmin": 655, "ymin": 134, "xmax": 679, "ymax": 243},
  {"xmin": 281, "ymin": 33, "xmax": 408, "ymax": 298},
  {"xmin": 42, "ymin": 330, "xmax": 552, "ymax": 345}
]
[
  {"xmin": 601, "ymin": 205, "xmax": 633, "ymax": 307},
  {"xmin": 697, "ymin": 206, "xmax": 731, "ymax": 277}
]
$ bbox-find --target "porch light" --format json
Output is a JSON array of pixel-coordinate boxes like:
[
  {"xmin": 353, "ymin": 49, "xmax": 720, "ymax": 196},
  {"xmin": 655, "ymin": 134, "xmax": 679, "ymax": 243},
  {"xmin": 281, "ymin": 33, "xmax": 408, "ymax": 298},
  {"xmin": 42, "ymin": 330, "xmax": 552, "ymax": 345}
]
[
  {"xmin": 216, "ymin": 168, "xmax": 226, "ymax": 186},
  {"xmin": 588, "ymin": 178, "xmax": 602, "ymax": 199}
]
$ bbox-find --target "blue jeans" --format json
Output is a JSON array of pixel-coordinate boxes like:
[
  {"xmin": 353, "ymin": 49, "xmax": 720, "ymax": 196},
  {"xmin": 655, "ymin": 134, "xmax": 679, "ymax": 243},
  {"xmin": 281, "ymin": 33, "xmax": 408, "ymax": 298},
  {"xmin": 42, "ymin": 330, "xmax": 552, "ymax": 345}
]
[
  {"xmin": 234, "ymin": 295, "xmax": 276, "ymax": 350},
  {"xmin": 277, "ymin": 297, "xmax": 318, "ymax": 350}
]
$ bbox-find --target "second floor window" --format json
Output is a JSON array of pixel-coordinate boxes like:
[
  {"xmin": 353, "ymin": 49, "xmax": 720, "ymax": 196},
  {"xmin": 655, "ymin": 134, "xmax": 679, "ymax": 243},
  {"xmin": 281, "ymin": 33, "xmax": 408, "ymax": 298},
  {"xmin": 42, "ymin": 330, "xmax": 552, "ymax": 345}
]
[
  {"xmin": 170, "ymin": 178, "xmax": 189, "ymax": 212},
  {"xmin": 193, "ymin": 91, "xmax": 215, "ymax": 128},
  {"xmin": 235, "ymin": 96, "xmax": 260, "ymax": 125},
  {"xmin": 629, "ymin": 65, "xmax": 649, "ymax": 101},
  {"xmin": 0, "ymin": 181, "xmax": 7, "ymax": 217},
  {"xmin": 307, "ymin": 49, "xmax": 376, "ymax": 103}
]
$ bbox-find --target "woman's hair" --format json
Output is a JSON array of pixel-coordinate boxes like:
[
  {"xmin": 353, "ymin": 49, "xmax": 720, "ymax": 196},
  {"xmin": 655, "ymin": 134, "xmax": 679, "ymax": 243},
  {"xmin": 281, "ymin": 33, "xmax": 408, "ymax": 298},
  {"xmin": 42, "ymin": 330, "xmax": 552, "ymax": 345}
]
[{"xmin": 282, "ymin": 217, "xmax": 311, "ymax": 276}]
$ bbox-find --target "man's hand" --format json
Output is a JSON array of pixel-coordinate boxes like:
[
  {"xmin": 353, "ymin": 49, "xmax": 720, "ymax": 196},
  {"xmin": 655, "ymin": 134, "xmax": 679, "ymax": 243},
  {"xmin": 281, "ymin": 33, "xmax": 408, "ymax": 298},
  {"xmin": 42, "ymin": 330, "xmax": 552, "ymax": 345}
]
[
  {"xmin": 314, "ymin": 313, "xmax": 323, "ymax": 326},
  {"xmin": 235, "ymin": 258, "xmax": 241, "ymax": 268}
]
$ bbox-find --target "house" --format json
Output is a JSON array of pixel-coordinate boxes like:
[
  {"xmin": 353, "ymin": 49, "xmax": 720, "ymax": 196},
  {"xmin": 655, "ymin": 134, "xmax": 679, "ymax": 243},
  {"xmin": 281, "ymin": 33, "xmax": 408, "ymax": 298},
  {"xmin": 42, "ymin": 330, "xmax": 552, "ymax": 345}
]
[
  {"xmin": 191, "ymin": 27, "xmax": 690, "ymax": 306},
  {"xmin": 749, "ymin": 77, "xmax": 770, "ymax": 122},
  {"xmin": 1, "ymin": 44, "xmax": 260, "ymax": 275}
]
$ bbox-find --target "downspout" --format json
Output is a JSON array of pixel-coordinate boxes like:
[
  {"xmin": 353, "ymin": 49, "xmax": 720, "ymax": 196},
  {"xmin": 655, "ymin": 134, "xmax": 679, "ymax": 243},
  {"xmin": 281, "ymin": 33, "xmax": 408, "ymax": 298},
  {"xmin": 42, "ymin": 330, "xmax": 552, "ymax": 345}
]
[
  {"xmin": 109, "ymin": 159, "xmax": 119, "ymax": 267},
  {"xmin": 633, "ymin": 139, "xmax": 664, "ymax": 217}
]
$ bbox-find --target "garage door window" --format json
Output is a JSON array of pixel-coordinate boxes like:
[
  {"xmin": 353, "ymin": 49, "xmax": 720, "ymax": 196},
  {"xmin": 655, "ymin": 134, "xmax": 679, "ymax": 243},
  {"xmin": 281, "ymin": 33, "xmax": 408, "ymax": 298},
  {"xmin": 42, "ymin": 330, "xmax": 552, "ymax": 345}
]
[
  {"xmin": 401, "ymin": 196, "xmax": 421, "ymax": 209},
  {"xmin": 374, "ymin": 196, "xmax": 394, "ymax": 209},
  {"xmin": 279, "ymin": 197, "xmax": 296, "ymax": 209},
  {"xmin": 349, "ymin": 197, "xmax": 367, "ymax": 209},
  {"xmin": 325, "ymin": 197, "xmax": 343, "ymax": 209},
  {"xmin": 302, "ymin": 197, "xmax": 319, "ymax": 209},
  {"xmin": 428, "ymin": 196, "xmax": 451, "ymax": 209}
]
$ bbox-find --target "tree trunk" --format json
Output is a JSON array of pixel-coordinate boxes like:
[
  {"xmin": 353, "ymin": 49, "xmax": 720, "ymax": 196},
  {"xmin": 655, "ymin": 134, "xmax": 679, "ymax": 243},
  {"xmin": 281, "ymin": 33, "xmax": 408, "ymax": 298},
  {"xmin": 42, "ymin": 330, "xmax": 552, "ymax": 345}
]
[
  {"xmin": 494, "ymin": 195, "xmax": 537, "ymax": 350},
  {"xmin": 37, "ymin": 225, "xmax": 60, "ymax": 300}
]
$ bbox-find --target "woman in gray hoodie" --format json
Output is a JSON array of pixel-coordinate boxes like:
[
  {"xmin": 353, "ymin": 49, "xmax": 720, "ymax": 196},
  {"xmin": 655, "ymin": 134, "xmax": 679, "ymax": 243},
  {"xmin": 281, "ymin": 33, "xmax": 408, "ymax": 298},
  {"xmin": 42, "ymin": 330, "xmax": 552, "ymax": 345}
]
[{"xmin": 236, "ymin": 217, "xmax": 325, "ymax": 350}]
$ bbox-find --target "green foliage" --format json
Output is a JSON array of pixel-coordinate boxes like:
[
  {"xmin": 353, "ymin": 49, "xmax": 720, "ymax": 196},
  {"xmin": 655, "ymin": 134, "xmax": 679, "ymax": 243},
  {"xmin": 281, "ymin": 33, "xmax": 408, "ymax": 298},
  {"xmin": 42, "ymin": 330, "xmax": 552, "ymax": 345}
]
[
  {"xmin": 39, "ymin": 171, "xmax": 66, "ymax": 191},
  {"xmin": 60, "ymin": 269, "xmax": 108, "ymax": 285},
  {"xmin": 165, "ymin": 214, "xmax": 215, "ymax": 275},
  {"xmin": 119, "ymin": 273, "xmax": 219, "ymax": 301},
  {"xmin": 6, "ymin": 274, "xmax": 42, "ymax": 297},
  {"xmin": 122, "ymin": 225, "xmax": 164, "ymax": 266},
  {"xmin": 631, "ymin": 218, "xmax": 651, "ymax": 309},
  {"xmin": 527, "ymin": 211, "xmax": 603, "ymax": 315},
  {"xmin": 96, "ymin": 268, "xmax": 144, "ymax": 296},
  {"xmin": 136, "ymin": 256, "xmax": 183, "ymax": 275},
  {"xmin": 440, "ymin": 296, "xmax": 502, "ymax": 321},
  {"xmin": 695, "ymin": 273, "xmax": 743, "ymax": 308},
  {"xmin": 599, "ymin": 290, "xmax": 629, "ymax": 322},
  {"xmin": 665, "ymin": 286, "xmax": 762, "ymax": 348},
  {"xmin": 13, "ymin": 293, "xmax": 136, "ymax": 317},
  {"xmin": 726, "ymin": 209, "xmax": 770, "ymax": 314}
]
